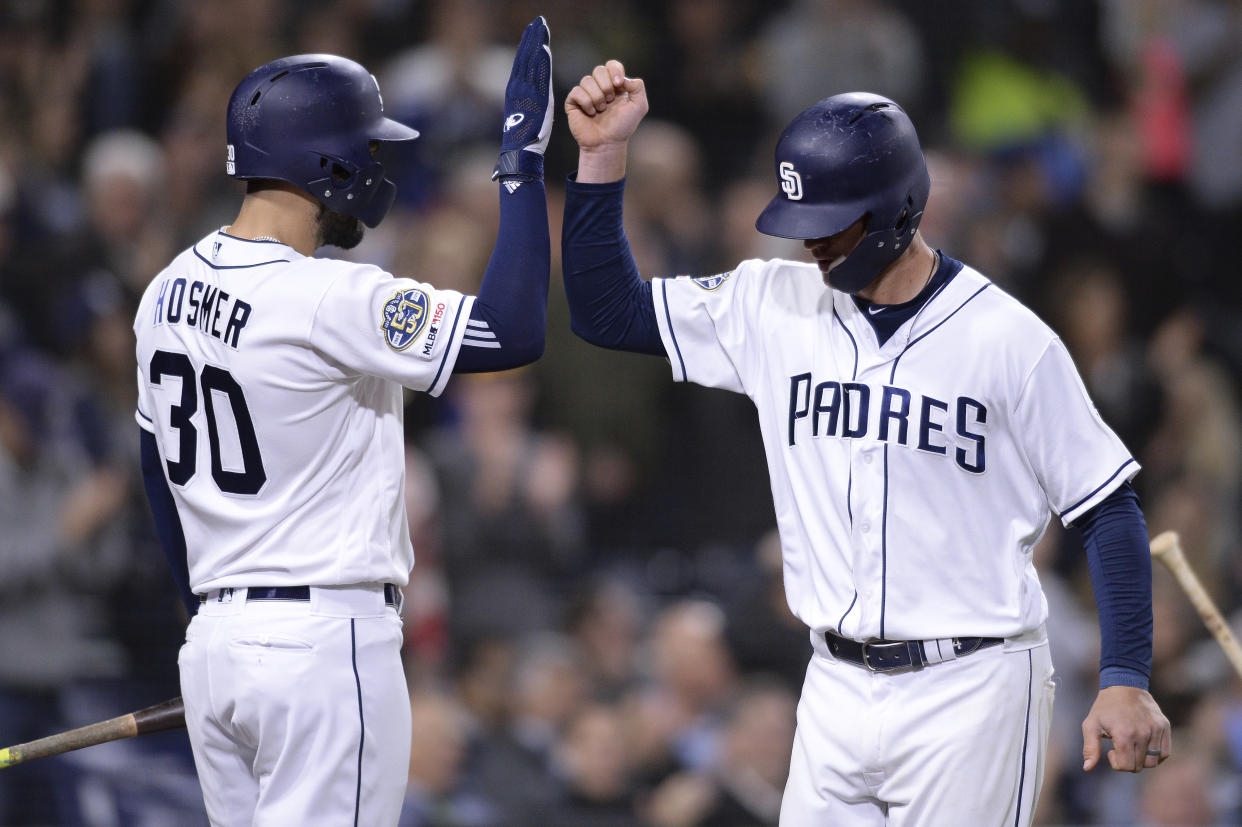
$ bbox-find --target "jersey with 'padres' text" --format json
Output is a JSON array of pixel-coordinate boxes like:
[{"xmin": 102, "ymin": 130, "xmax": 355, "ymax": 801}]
[
  {"xmin": 651, "ymin": 256, "xmax": 1137, "ymax": 642},
  {"xmin": 134, "ymin": 230, "xmax": 474, "ymax": 592}
]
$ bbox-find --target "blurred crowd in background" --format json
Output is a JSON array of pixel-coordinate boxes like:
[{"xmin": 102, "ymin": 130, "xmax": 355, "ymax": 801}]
[{"xmin": 1, "ymin": 0, "xmax": 1241, "ymax": 824}]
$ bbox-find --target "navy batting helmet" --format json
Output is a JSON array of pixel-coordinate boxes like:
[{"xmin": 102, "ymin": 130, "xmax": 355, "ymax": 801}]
[
  {"xmin": 755, "ymin": 92, "xmax": 930, "ymax": 293},
  {"xmin": 226, "ymin": 54, "xmax": 419, "ymax": 228}
]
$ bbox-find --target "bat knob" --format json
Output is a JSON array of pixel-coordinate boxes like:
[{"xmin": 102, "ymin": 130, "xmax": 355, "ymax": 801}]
[{"xmin": 1150, "ymin": 531, "xmax": 1180, "ymax": 560}]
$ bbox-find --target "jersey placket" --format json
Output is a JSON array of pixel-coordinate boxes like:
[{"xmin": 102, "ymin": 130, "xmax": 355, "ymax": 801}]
[
  {"xmin": 849, "ymin": 361, "xmax": 893, "ymax": 640},
  {"xmin": 834, "ymin": 301, "xmax": 919, "ymax": 641}
]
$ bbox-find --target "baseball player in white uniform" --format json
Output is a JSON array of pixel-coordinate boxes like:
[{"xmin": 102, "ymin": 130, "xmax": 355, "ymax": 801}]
[
  {"xmin": 559, "ymin": 61, "xmax": 1172, "ymax": 825},
  {"xmin": 134, "ymin": 19, "xmax": 554, "ymax": 825}
]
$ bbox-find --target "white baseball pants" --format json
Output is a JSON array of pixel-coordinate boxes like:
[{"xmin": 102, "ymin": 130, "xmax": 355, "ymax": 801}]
[
  {"xmin": 781, "ymin": 638, "xmax": 1054, "ymax": 826},
  {"xmin": 179, "ymin": 585, "xmax": 410, "ymax": 826}
]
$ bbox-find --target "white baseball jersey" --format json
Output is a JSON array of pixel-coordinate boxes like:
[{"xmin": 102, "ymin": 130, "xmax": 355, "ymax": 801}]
[
  {"xmin": 134, "ymin": 229, "xmax": 474, "ymax": 592},
  {"xmin": 652, "ymin": 257, "xmax": 1137, "ymax": 643}
]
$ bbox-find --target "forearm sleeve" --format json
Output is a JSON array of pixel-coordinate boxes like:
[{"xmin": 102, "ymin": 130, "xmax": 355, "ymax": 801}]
[
  {"xmin": 140, "ymin": 429, "xmax": 197, "ymax": 616},
  {"xmin": 561, "ymin": 176, "xmax": 665, "ymax": 355},
  {"xmin": 1077, "ymin": 481, "xmax": 1153, "ymax": 690},
  {"xmin": 455, "ymin": 181, "xmax": 549, "ymax": 373}
]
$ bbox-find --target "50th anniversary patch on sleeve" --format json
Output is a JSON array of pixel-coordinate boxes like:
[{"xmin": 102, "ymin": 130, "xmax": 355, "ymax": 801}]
[
  {"xmin": 682, "ymin": 272, "xmax": 733, "ymax": 291},
  {"xmin": 381, "ymin": 288, "xmax": 429, "ymax": 351},
  {"xmin": 381, "ymin": 288, "xmax": 447, "ymax": 358}
]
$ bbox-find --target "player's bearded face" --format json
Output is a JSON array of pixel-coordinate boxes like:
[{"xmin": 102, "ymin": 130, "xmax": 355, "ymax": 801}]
[{"xmin": 316, "ymin": 205, "xmax": 365, "ymax": 250}]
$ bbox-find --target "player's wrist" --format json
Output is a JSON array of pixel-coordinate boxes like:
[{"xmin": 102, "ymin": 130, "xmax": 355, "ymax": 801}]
[
  {"xmin": 492, "ymin": 149, "xmax": 544, "ymax": 182},
  {"xmin": 576, "ymin": 143, "xmax": 628, "ymax": 184}
]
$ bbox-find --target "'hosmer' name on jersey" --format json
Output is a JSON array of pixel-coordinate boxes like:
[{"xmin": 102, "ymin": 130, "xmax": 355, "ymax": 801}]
[{"xmin": 150, "ymin": 276, "xmax": 253, "ymax": 349}]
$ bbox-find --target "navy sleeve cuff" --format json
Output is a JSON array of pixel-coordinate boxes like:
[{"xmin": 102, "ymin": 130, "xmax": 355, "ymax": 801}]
[
  {"xmin": 1099, "ymin": 666, "xmax": 1150, "ymax": 691},
  {"xmin": 565, "ymin": 173, "xmax": 627, "ymax": 197}
]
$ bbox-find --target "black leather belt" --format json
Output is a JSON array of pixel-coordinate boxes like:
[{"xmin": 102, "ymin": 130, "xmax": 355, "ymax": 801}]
[
  {"xmin": 200, "ymin": 585, "xmax": 400, "ymax": 607},
  {"xmin": 825, "ymin": 630, "xmax": 1003, "ymax": 672}
]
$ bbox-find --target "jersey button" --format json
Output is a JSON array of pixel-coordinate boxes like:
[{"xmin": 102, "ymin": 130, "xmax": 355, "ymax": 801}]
[
  {"xmin": 863, "ymin": 453, "xmax": 873, "ymax": 464},
  {"xmin": 860, "ymin": 521, "xmax": 871, "ymax": 533}
]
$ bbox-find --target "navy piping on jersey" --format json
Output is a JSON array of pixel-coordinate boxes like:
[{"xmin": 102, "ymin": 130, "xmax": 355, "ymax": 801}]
[
  {"xmin": 846, "ymin": 473, "xmax": 854, "ymax": 523},
  {"xmin": 833, "ymin": 307, "xmax": 859, "ymax": 381},
  {"xmin": 878, "ymin": 281, "xmax": 992, "ymax": 632},
  {"xmin": 191, "ymin": 247, "xmax": 290, "ymax": 271},
  {"xmin": 1014, "ymin": 650, "xmax": 1034, "ymax": 827},
  {"xmin": 660, "ymin": 284, "xmax": 687, "ymax": 381},
  {"xmin": 834, "ymin": 307, "xmax": 859, "ymax": 526},
  {"xmin": 837, "ymin": 591, "xmax": 858, "ymax": 635},
  {"xmin": 137, "ymin": 408, "xmax": 154, "ymax": 426},
  {"xmin": 880, "ymin": 445, "xmax": 890, "ymax": 639},
  {"xmin": 428, "ymin": 300, "xmax": 469, "ymax": 391},
  {"xmin": 1059, "ymin": 458, "xmax": 1138, "ymax": 520},
  {"xmin": 350, "ymin": 620, "xmax": 364, "ymax": 827},
  {"xmin": 888, "ymin": 282, "xmax": 992, "ymax": 383}
]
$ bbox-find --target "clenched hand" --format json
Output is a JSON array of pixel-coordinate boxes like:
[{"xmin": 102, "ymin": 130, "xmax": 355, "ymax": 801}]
[{"xmin": 565, "ymin": 59, "xmax": 648, "ymax": 183}]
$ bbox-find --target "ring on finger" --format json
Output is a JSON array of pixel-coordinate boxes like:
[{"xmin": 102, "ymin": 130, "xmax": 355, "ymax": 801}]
[{"xmin": 1145, "ymin": 749, "xmax": 1161, "ymax": 757}]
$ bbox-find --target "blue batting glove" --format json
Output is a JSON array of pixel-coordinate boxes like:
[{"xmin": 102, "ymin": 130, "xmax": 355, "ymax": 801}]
[{"xmin": 493, "ymin": 15, "xmax": 552, "ymax": 183}]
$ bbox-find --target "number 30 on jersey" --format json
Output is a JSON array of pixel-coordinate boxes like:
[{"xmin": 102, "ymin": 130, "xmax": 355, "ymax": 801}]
[{"xmin": 149, "ymin": 349, "xmax": 267, "ymax": 495}]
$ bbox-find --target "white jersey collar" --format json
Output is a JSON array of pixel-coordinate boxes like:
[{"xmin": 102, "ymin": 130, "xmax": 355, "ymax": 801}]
[
  {"xmin": 832, "ymin": 263, "xmax": 991, "ymax": 361},
  {"xmin": 192, "ymin": 229, "xmax": 302, "ymax": 271}
]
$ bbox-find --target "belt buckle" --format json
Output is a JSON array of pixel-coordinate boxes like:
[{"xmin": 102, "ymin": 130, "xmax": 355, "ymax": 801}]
[{"xmin": 861, "ymin": 640, "xmax": 908, "ymax": 672}]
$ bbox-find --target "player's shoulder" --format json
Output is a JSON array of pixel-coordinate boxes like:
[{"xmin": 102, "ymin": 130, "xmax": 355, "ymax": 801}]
[
  {"xmin": 134, "ymin": 239, "xmax": 202, "ymax": 321},
  {"xmin": 690, "ymin": 257, "xmax": 823, "ymax": 298},
  {"xmin": 661, "ymin": 258, "xmax": 826, "ymax": 327},
  {"xmin": 952, "ymin": 259, "xmax": 1059, "ymax": 352},
  {"xmin": 140, "ymin": 242, "xmax": 198, "ymax": 294},
  {"xmin": 296, "ymin": 255, "xmax": 412, "ymax": 311},
  {"xmin": 757, "ymin": 257, "xmax": 821, "ymax": 281},
  {"xmin": 665, "ymin": 257, "xmax": 816, "ymax": 287},
  {"xmin": 737, "ymin": 256, "xmax": 821, "ymax": 280},
  {"xmin": 298, "ymin": 253, "xmax": 391, "ymax": 284}
]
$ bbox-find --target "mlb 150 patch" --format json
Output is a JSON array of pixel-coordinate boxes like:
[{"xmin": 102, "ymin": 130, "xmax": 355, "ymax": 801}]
[
  {"xmin": 381, "ymin": 288, "xmax": 430, "ymax": 351},
  {"xmin": 691, "ymin": 272, "xmax": 733, "ymax": 291}
]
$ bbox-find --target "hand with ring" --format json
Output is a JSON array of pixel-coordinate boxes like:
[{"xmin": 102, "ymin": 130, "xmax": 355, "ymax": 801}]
[{"xmin": 1082, "ymin": 686, "xmax": 1171, "ymax": 772}]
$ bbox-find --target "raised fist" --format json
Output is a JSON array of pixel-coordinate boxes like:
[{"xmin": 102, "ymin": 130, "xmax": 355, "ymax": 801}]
[{"xmin": 565, "ymin": 60, "xmax": 648, "ymax": 150}]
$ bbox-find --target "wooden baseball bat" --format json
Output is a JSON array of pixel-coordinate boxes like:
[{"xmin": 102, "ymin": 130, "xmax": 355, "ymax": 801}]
[
  {"xmin": 1150, "ymin": 530, "xmax": 1242, "ymax": 681},
  {"xmin": 0, "ymin": 696, "xmax": 185, "ymax": 769}
]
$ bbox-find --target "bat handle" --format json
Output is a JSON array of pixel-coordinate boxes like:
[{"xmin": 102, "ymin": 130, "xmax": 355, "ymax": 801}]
[
  {"xmin": 1150, "ymin": 531, "xmax": 1242, "ymax": 682},
  {"xmin": 0, "ymin": 696, "xmax": 185, "ymax": 769}
]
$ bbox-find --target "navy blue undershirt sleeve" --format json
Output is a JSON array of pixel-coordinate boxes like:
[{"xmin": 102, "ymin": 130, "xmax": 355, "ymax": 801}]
[
  {"xmin": 1075, "ymin": 480, "xmax": 1153, "ymax": 690},
  {"xmin": 456, "ymin": 181, "xmax": 549, "ymax": 372},
  {"xmin": 562, "ymin": 176, "xmax": 665, "ymax": 355},
  {"xmin": 140, "ymin": 428, "xmax": 197, "ymax": 616}
]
